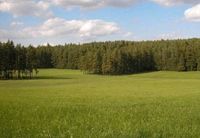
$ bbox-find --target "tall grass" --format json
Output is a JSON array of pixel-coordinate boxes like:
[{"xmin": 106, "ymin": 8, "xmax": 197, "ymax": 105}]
[{"xmin": 0, "ymin": 69, "xmax": 200, "ymax": 137}]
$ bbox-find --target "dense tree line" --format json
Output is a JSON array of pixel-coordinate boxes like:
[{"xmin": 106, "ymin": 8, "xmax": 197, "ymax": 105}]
[
  {"xmin": 0, "ymin": 41, "xmax": 38, "ymax": 79},
  {"xmin": 1, "ymin": 38, "xmax": 200, "ymax": 79},
  {"xmin": 48, "ymin": 39, "xmax": 200, "ymax": 74}
]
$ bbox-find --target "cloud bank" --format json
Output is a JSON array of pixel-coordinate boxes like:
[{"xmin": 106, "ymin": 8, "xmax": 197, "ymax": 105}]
[
  {"xmin": 51, "ymin": 0, "xmax": 139, "ymax": 9},
  {"xmin": 0, "ymin": 18, "xmax": 120, "ymax": 41},
  {"xmin": 0, "ymin": 0, "xmax": 52, "ymax": 18},
  {"xmin": 0, "ymin": 0, "xmax": 199, "ymax": 44},
  {"xmin": 23, "ymin": 18, "xmax": 120, "ymax": 38},
  {"xmin": 1, "ymin": 0, "xmax": 200, "ymax": 21},
  {"xmin": 151, "ymin": 0, "xmax": 199, "ymax": 6},
  {"xmin": 185, "ymin": 4, "xmax": 200, "ymax": 22}
]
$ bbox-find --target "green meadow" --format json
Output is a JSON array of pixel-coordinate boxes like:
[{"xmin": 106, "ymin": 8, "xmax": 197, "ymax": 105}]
[{"xmin": 0, "ymin": 69, "xmax": 200, "ymax": 138}]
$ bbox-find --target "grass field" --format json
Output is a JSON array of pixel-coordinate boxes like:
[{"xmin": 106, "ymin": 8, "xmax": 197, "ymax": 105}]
[{"xmin": 0, "ymin": 69, "xmax": 200, "ymax": 138}]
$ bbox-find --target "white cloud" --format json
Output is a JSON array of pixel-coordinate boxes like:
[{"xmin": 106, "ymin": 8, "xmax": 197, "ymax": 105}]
[
  {"xmin": 150, "ymin": 0, "xmax": 200, "ymax": 22},
  {"xmin": 23, "ymin": 18, "xmax": 120, "ymax": 38},
  {"xmin": 51, "ymin": 0, "xmax": 139, "ymax": 9},
  {"xmin": 124, "ymin": 32, "xmax": 133, "ymax": 37},
  {"xmin": 158, "ymin": 32, "xmax": 184, "ymax": 39},
  {"xmin": 0, "ymin": 28, "xmax": 26, "ymax": 40},
  {"xmin": 151, "ymin": 0, "xmax": 199, "ymax": 6},
  {"xmin": 0, "ymin": 0, "xmax": 53, "ymax": 18},
  {"xmin": 0, "ymin": 0, "xmax": 199, "ymax": 18},
  {"xmin": 185, "ymin": 4, "xmax": 200, "ymax": 22},
  {"xmin": 2, "ymin": 0, "xmax": 200, "ymax": 22},
  {"xmin": 10, "ymin": 21, "xmax": 24, "ymax": 27},
  {"xmin": 1, "ymin": 18, "xmax": 120, "ymax": 42},
  {"xmin": 52, "ymin": 0, "xmax": 199, "ymax": 8},
  {"xmin": 1, "ymin": 0, "xmax": 199, "ymax": 44}
]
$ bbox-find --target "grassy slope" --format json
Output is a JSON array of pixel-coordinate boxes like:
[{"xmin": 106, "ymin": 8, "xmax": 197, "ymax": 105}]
[{"xmin": 0, "ymin": 69, "xmax": 200, "ymax": 138}]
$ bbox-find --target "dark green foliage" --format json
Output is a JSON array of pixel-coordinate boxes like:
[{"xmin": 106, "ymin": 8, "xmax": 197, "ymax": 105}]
[
  {"xmin": 0, "ymin": 41, "xmax": 38, "ymax": 79},
  {"xmin": 36, "ymin": 44, "xmax": 53, "ymax": 68},
  {"xmin": 39, "ymin": 39, "xmax": 200, "ymax": 75},
  {"xmin": 66, "ymin": 39, "xmax": 200, "ymax": 75},
  {"xmin": 26, "ymin": 45, "xmax": 38, "ymax": 78},
  {"xmin": 1, "ymin": 38, "xmax": 200, "ymax": 78}
]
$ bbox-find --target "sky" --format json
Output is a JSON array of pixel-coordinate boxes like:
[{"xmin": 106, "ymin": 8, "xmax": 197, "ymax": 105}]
[{"xmin": 0, "ymin": 0, "xmax": 200, "ymax": 46}]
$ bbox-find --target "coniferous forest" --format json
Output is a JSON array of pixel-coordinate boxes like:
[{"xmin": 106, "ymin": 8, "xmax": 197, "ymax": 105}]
[{"xmin": 1, "ymin": 38, "xmax": 200, "ymax": 79}]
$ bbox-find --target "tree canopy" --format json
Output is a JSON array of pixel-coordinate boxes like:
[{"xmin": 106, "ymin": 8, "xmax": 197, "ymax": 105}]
[{"xmin": 1, "ymin": 38, "xmax": 200, "ymax": 79}]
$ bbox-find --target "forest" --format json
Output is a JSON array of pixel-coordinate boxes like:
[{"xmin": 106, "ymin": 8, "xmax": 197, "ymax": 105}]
[{"xmin": 0, "ymin": 38, "xmax": 200, "ymax": 79}]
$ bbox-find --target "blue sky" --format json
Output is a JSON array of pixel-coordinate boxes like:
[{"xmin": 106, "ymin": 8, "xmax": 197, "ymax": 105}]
[{"xmin": 0, "ymin": 0, "xmax": 200, "ymax": 45}]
